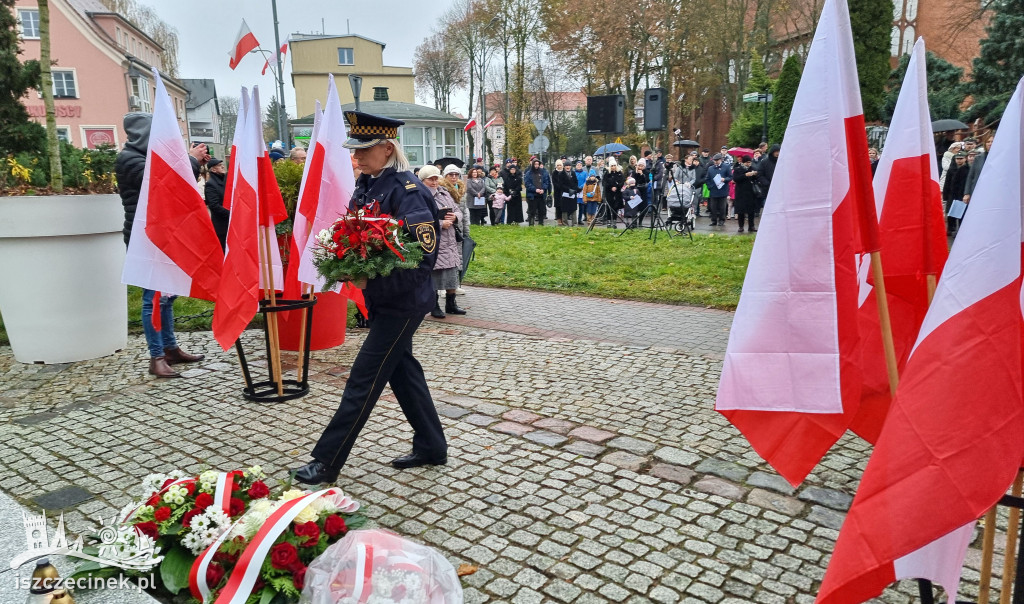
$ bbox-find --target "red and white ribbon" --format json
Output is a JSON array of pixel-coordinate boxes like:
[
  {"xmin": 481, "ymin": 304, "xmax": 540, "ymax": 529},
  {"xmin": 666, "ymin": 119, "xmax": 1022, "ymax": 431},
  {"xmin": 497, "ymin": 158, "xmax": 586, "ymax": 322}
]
[
  {"xmin": 213, "ymin": 471, "xmax": 243, "ymax": 515},
  {"xmin": 188, "ymin": 516, "xmax": 241, "ymax": 602},
  {"xmin": 213, "ymin": 488, "xmax": 340, "ymax": 603}
]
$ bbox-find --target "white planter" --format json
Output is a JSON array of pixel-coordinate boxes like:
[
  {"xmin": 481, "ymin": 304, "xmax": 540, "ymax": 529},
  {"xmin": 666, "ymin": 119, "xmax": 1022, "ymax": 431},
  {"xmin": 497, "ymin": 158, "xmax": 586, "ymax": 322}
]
[{"xmin": 0, "ymin": 194, "xmax": 127, "ymax": 363}]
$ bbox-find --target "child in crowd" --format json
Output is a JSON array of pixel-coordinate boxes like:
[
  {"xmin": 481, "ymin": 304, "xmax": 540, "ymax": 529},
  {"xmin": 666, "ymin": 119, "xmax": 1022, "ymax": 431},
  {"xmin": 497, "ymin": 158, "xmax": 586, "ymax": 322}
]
[
  {"xmin": 583, "ymin": 175, "xmax": 602, "ymax": 226},
  {"xmin": 491, "ymin": 185, "xmax": 509, "ymax": 225}
]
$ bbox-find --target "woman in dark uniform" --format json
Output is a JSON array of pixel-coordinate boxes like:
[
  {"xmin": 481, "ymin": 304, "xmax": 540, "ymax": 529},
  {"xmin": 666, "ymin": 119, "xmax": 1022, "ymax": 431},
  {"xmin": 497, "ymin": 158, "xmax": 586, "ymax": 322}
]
[{"xmin": 293, "ymin": 112, "xmax": 447, "ymax": 484}]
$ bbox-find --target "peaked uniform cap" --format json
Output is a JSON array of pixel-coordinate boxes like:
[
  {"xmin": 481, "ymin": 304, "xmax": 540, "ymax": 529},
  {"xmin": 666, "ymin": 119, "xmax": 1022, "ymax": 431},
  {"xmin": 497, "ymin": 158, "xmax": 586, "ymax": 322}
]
[{"xmin": 343, "ymin": 111, "xmax": 405, "ymax": 149}]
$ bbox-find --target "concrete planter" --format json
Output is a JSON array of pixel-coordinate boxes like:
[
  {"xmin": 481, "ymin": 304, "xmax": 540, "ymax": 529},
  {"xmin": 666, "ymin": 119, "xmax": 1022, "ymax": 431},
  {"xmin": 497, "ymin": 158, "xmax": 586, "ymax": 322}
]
[{"xmin": 0, "ymin": 194, "xmax": 127, "ymax": 363}]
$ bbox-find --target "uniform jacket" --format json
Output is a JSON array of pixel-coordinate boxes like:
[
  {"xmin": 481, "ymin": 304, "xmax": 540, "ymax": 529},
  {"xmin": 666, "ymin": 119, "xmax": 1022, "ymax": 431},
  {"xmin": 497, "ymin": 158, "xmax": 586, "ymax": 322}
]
[
  {"xmin": 942, "ymin": 162, "xmax": 969, "ymax": 202},
  {"xmin": 350, "ymin": 167, "xmax": 439, "ymax": 318}
]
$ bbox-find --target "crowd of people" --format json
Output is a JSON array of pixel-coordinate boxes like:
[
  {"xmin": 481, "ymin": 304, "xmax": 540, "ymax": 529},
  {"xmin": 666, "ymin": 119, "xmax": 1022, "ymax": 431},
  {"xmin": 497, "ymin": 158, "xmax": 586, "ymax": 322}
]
[{"xmin": 938, "ymin": 135, "xmax": 991, "ymax": 236}]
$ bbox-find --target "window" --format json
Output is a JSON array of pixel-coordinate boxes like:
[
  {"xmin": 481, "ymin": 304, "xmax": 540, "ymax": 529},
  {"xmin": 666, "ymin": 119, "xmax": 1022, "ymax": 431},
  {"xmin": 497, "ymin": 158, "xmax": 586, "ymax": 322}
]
[
  {"xmin": 337, "ymin": 47, "xmax": 354, "ymax": 65},
  {"xmin": 400, "ymin": 126, "xmax": 424, "ymax": 165},
  {"xmin": 52, "ymin": 70, "xmax": 77, "ymax": 98},
  {"xmin": 55, "ymin": 126, "xmax": 71, "ymax": 144},
  {"xmin": 890, "ymin": 26, "xmax": 901, "ymax": 57},
  {"xmin": 131, "ymin": 76, "xmax": 152, "ymax": 112},
  {"xmin": 901, "ymin": 25, "xmax": 915, "ymax": 56},
  {"xmin": 18, "ymin": 9, "xmax": 39, "ymax": 38}
]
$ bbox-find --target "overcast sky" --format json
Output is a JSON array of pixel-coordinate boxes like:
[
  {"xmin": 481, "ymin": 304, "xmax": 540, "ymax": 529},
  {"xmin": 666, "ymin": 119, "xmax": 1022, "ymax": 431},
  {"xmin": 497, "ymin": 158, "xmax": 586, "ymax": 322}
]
[{"xmin": 136, "ymin": 1, "xmax": 459, "ymax": 117}]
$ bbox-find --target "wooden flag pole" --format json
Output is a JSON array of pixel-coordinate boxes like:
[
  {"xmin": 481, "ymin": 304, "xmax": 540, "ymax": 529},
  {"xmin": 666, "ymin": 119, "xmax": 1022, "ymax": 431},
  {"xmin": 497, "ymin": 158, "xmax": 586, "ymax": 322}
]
[
  {"xmin": 257, "ymin": 227, "xmax": 285, "ymax": 396},
  {"xmin": 869, "ymin": 251, "xmax": 900, "ymax": 396},
  {"xmin": 1000, "ymin": 471, "xmax": 1024, "ymax": 603},
  {"xmin": 981, "ymin": 507, "xmax": 999, "ymax": 602},
  {"xmin": 926, "ymin": 274, "xmax": 937, "ymax": 304}
]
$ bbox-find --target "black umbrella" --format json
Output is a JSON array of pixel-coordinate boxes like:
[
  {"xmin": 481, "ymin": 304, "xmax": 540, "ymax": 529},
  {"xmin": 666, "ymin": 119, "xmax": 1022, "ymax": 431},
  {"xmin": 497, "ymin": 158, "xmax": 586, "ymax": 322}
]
[
  {"xmin": 460, "ymin": 234, "xmax": 476, "ymax": 280},
  {"xmin": 932, "ymin": 119, "xmax": 969, "ymax": 133},
  {"xmin": 673, "ymin": 139, "xmax": 700, "ymax": 148},
  {"xmin": 433, "ymin": 157, "xmax": 465, "ymax": 169}
]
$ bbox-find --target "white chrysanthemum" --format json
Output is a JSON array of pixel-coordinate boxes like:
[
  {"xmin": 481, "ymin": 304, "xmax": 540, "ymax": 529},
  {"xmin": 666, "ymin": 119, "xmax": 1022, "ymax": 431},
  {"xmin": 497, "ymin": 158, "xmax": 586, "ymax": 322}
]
[
  {"xmin": 190, "ymin": 515, "xmax": 210, "ymax": 531},
  {"xmin": 162, "ymin": 492, "xmax": 175, "ymax": 504},
  {"xmin": 204, "ymin": 508, "xmax": 231, "ymax": 529},
  {"xmin": 182, "ymin": 531, "xmax": 204, "ymax": 555},
  {"xmin": 199, "ymin": 470, "xmax": 218, "ymax": 484},
  {"xmin": 141, "ymin": 474, "xmax": 168, "ymax": 495},
  {"xmin": 280, "ymin": 489, "xmax": 306, "ymax": 502},
  {"xmin": 245, "ymin": 465, "xmax": 266, "ymax": 481},
  {"xmin": 167, "ymin": 469, "xmax": 189, "ymax": 480},
  {"xmin": 172, "ymin": 495, "xmax": 185, "ymax": 506}
]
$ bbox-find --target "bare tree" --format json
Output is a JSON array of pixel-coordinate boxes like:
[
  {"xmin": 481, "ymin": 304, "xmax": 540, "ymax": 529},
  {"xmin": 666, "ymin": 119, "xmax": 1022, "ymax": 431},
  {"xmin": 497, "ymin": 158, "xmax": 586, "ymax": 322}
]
[
  {"xmin": 414, "ymin": 32, "xmax": 466, "ymax": 113},
  {"xmin": 219, "ymin": 95, "xmax": 240, "ymax": 147},
  {"xmin": 98, "ymin": 0, "xmax": 180, "ymax": 76}
]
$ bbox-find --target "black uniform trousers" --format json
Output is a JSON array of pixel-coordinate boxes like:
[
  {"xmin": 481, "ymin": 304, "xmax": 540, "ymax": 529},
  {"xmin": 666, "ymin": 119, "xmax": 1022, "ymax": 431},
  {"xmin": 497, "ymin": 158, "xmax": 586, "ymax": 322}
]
[{"xmin": 312, "ymin": 314, "xmax": 446, "ymax": 469}]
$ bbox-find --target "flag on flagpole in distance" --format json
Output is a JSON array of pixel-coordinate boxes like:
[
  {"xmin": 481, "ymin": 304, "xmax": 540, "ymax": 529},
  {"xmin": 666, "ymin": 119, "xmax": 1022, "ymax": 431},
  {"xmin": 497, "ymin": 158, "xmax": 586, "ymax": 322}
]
[
  {"xmin": 212, "ymin": 87, "xmax": 261, "ymax": 350},
  {"xmin": 715, "ymin": 0, "xmax": 879, "ymax": 487},
  {"xmin": 464, "ymin": 118, "xmax": 477, "ymax": 132},
  {"xmin": 851, "ymin": 37, "xmax": 948, "ymax": 444},
  {"xmin": 228, "ymin": 20, "xmax": 259, "ymax": 70},
  {"xmin": 817, "ymin": 75, "xmax": 1024, "ymax": 604},
  {"xmin": 122, "ymin": 68, "xmax": 222, "ymax": 301},
  {"xmin": 262, "ymin": 43, "xmax": 288, "ymax": 76},
  {"xmin": 483, "ymin": 116, "xmax": 498, "ymax": 129}
]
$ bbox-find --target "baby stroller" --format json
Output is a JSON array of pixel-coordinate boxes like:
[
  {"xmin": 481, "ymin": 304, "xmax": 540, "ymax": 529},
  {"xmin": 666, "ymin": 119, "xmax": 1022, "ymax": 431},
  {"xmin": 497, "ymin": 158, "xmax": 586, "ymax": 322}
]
[{"xmin": 666, "ymin": 180, "xmax": 696, "ymax": 237}]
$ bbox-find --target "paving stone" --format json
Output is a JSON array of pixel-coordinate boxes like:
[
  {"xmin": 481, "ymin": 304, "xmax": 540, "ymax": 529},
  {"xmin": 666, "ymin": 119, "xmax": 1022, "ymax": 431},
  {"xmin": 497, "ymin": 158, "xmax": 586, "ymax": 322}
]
[
  {"xmin": 695, "ymin": 458, "xmax": 750, "ymax": 482},
  {"xmin": 807, "ymin": 505, "xmax": 847, "ymax": 530},
  {"xmin": 564, "ymin": 441, "xmax": 605, "ymax": 458},
  {"xmin": 798, "ymin": 486, "xmax": 854, "ymax": 511},
  {"xmin": 747, "ymin": 488, "xmax": 805, "ymax": 516},
  {"xmin": 693, "ymin": 476, "xmax": 746, "ymax": 501},
  {"xmin": 607, "ymin": 436, "xmax": 657, "ymax": 455},
  {"xmin": 491, "ymin": 421, "xmax": 535, "ymax": 436},
  {"xmin": 503, "ymin": 409, "xmax": 542, "ymax": 423},
  {"xmin": 746, "ymin": 471, "xmax": 796, "ymax": 495},
  {"xmin": 654, "ymin": 447, "xmax": 701, "ymax": 466},
  {"xmin": 523, "ymin": 430, "xmax": 568, "ymax": 446},
  {"xmin": 436, "ymin": 404, "xmax": 471, "ymax": 419},
  {"xmin": 650, "ymin": 463, "xmax": 696, "ymax": 485},
  {"xmin": 532, "ymin": 417, "xmax": 577, "ymax": 434},
  {"xmin": 600, "ymin": 451, "xmax": 647, "ymax": 472},
  {"xmin": 568, "ymin": 426, "xmax": 617, "ymax": 443},
  {"xmin": 31, "ymin": 486, "xmax": 94, "ymax": 509},
  {"xmin": 463, "ymin": 413, "xmax": 497, "ymax": 426}
]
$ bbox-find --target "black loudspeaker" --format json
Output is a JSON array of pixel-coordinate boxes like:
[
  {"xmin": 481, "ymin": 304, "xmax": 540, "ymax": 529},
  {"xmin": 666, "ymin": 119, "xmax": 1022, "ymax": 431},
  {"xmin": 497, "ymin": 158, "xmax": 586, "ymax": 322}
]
[
  {"xmin": 587, "ymin": 95, "xmax": 625, "ymax": 134},
  {"xmin": 644, "ymin": 87, "xmax": 669, "ymax": 131}
]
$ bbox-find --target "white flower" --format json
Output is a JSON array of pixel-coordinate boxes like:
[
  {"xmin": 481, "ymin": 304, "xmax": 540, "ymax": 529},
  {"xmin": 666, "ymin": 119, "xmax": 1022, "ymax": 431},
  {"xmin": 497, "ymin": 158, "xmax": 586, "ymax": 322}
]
[
  {"xmin": 190, "ymin": 515, "xmax": 210, "ymax": 531},
  {"xmin": 292, "ymin": 505, "xmax": 318, "ymax": 525},
  {"xmin": 245, "ymin": 465, "xmax": 266, "ymax": 481},
  {"xmin": 162, "ymin": 492, "xmax": 175, "ymax": 504},
  {"xmin": 172, "ymin": 495, "xmax": 185, "ymax": 506},
  {"xmin": 140, "ymin": 473, "xmax": 168, "ymax": 495},
  {"xmin": 280, "ymin": 489, "xmax": 306, "ymax": 502},
  {"xmin": 167, "ymin": 470, "xmax": 189, "ymax": 480}
]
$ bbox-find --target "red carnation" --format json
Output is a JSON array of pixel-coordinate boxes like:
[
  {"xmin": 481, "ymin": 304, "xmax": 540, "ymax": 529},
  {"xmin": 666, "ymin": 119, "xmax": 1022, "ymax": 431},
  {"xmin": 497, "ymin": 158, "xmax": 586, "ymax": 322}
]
[
  {"xmin": 214, "ymin": 551, "xmax": 239, "ymax": 565},
  {"xmin": 293, "ymin": 521, "xmax": 320, "ymax": 547},
  {"xmin": 153, "ymin": 506, "xmax": 171, "ymax": 522},
  {"xmin": 324, "ymin": 514, "xmax": 347, "ymax": 537},
  {"xmin": 247, "ymin": 481, "xmax": 270, "ymax": 499},
  {"xmin": 205, "ymin": 562, "xmax": 225, "ymax": 588},
  {"xmin": 184, "ymin": 482, "xmax": 196, "ymax": 496},
  {"xmin": 231, "ymin": 481, "xmax": 241, "ymax": 491},
  {"xmin": 228, "ymin": 497, "xmax": 245, "ymax": 516},
  {"xmin": 182, "ymin": 509, "xmax": 200, "ymax": 527},
  {"xmin": 270, "ymin": 542, "xmax": 299, "ymax": 570},
  {"xmin": 194, "ymin": 492, "xmax": 214, "ymax": 510},
  {"xmin": 146, "ymin": 494, "xmax": 160, "ymax": 507},
  {"xmin": 293, "ymin": 565, "xmax": 307, "ymax": 590},
  {"xmin": 133, "ymin": 521, "xmax": 159, "ymax": 539}
]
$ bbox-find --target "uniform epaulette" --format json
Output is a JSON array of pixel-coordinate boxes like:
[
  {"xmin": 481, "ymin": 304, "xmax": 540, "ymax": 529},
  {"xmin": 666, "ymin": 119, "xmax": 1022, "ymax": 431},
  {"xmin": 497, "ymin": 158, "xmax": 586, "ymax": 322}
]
[{"xmin": 405, "ymin": 182, "xmax": 417, "ymax": 190}]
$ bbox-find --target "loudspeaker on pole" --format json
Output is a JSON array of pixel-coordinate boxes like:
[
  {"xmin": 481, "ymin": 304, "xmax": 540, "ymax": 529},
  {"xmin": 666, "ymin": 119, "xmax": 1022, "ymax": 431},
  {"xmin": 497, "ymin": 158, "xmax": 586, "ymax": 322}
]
[
  {"xmin": 586, "ymin": 95, "xmax": 625, "ymax": 134},
  {"xmin": 644, "ymin": 87, "xmax": 668, "ymax": 132}
]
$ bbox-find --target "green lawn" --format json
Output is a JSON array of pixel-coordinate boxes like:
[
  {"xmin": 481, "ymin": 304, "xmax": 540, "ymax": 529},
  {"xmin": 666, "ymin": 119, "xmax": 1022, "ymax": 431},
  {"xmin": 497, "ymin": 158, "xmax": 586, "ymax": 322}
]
[
  {"xmin": 0, "ymin": 229, "xmax": 751, "ymax": 346},
  {"xmin": 463, "ymin": 225, "xmax": 753, "ymax": 309}
]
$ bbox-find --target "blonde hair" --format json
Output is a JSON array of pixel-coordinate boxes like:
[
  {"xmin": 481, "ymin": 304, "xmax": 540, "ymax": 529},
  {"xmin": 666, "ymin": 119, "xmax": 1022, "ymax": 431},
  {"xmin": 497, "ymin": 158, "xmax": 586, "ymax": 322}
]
[
  {"xmin": 382, "ymin": 139, "xmax": 410, "ymax": 172},
  {"xmin": 554, "ymin": 159, "xmax": 564, "ymax": 170}
]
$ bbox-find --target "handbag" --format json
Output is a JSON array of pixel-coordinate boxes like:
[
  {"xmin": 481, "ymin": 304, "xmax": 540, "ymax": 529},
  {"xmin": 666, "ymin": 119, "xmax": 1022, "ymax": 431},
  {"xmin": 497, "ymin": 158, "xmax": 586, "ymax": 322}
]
[{"xmin": 752, "ymin": 182, "xmax": 766, "ymax": 198}]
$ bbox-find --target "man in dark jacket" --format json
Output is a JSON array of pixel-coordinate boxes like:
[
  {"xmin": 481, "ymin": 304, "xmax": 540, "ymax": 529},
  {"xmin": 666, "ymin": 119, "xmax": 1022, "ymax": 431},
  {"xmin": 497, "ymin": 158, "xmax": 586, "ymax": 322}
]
[
  {"xmin": 756, "ymin": 144, "xmax": 780, "ymax": 210},
  {"xmin": 204, "ymin": 157, "xmax": 228, "ymax": 249},
  {"xmin": 942, "ymin": 152, "xmax": 969, "ymax": 235},
  {"xmin": 116, "ymin": 112, "xmax": 206, "ymax": 378},
  {"xmin": 705, "ymin": 154, "xmax": 733, "ymax": 226},
  {"xmin": 523, "ymin": 158, "xmax": 551, "ymax": 226},
  {"xmin": 294, "ymin": 111, "xmax": 447, "ymax": 484}
]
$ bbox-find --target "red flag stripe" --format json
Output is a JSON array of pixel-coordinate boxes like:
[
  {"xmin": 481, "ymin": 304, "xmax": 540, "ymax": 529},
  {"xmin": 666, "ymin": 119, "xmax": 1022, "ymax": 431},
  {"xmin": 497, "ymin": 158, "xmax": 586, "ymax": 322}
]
[{"xmin": 212, "ymin": 175, "xmax": 261, "ymax": 350}]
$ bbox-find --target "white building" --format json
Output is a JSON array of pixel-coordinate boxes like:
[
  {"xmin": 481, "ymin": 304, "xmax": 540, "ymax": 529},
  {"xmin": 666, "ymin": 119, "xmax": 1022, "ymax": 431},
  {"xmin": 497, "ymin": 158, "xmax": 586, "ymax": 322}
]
[{"xmin": 182, "ymin": 78, "xmax": 221, "ymax": 158}]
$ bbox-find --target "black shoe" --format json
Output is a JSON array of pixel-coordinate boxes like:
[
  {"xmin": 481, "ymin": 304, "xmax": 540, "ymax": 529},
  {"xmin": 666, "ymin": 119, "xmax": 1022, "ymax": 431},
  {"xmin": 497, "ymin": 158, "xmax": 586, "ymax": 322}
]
[
  {"xmin": 738, "ymin": 228, "xmax": 744, "ymax": 233},
  {"xmin": 445, "ymin": 293, "xmax": 466, "ymax": 315},
  {"xmin": 391, "ymin": 451, "xmax": 447, "ymax": 469},
  {"xmin": 293, "ymin": 460, "xmax": 339, "ymax": 484},
  {"xmin": 430, "ymin": 294, "xmax": 446, "ymax": 319}
]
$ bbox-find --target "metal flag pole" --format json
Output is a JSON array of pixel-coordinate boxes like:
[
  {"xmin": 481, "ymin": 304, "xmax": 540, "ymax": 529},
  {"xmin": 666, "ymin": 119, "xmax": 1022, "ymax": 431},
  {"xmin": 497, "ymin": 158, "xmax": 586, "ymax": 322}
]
[{"xmin": 271, "ymin": 0, "xmax": 288, "ymax": 148}]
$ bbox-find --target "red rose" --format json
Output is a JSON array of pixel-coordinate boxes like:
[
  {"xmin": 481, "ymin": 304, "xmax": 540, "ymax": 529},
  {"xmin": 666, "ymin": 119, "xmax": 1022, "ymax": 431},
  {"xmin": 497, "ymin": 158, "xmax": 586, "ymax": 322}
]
[
  {"xmin": 229, "ymin": 497, "xmax": 245, "ymax": 517},
  {"xmin": 146, "ymin": 494, "xmax": 161, "ymax": 507},
  {"xmin": 194, "ymin": 492, "xmax": 214, "ymax": 510},
  {"xmin": 205, "ymin": 562, "xmax": 225, "ymax": 588},
  {"xmin": 270, "ymin": 542, "xmax": 299, "ymax": 570},
  {"xmin": 182, "ymin": 509, "xmax": 200, "ymax": 527},
  {"xmin": 247, "ymin": 481, "xmax": 270, "ymax": 499},
  {"xmin": 153, "ymin": 507, "xmax": 171, "ymax": 522},
  {"xmin": 292, "ymin": 565, "xmax": 307, "ymax": 590},
  {"xmin": 213, "ymin": 551, "xmax": 238, "ymax": 565},
  {"xmin": 293, "ymin": 521, "xmax": 320, "ymax": 547},
  {"xmin": 133, "ymin": 521, "xmax": 159, "ymax": 539},
  {"xmin": 324, "ymin": 515, "xmax": 347, "ymax": 537}
]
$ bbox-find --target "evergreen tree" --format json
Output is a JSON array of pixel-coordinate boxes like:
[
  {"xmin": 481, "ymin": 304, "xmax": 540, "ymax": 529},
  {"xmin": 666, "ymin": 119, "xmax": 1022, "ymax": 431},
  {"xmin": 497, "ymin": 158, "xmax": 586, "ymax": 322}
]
[
  {"xmin": 769, "ymin": 54, "xmax": 801, "ymax": 145},
  {"xmin": 880, "ymin": 51, "xmax": 965, "ymax": 123},
  {"xmin": 727, "ymin": 51, "xmax": 774, "ymax": 147},
  {"xmin": 849, "ymin": 0, "xmax": 894, "ymax": 122},
  {"xmin": 963, "ymin": 0, "xmax": 1024, "ymax": 126},
  {"xmin": 0, "ymin": 0, "xmax": 45, "ymax": 156}
]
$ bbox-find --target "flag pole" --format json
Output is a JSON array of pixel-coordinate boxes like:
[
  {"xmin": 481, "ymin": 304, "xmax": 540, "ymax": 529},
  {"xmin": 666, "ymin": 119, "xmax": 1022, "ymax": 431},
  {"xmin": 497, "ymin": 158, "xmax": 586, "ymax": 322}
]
[
  {"xmin": 1000, "ymin": 471, "xmax": 1024, "ymax": 603},
  {"xmin": 869, "ymin": 251, "xmax": 900, "ymax": 396},
  {"xmin": 257, "ymin": 226, "xmax": 285, "ymax": 395},
  {"xmin": 980, "ymin": 507, "xmax": 999, "ymax": 602}
]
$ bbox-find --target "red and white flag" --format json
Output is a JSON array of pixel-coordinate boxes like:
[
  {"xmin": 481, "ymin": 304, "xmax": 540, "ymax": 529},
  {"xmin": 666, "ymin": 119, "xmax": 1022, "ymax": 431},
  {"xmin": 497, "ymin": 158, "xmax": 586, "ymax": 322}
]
[
  {"xmin": 261, "ymin": 43, "xmax": 288, "ymax": 76},
  {"xmin": 251, "ymin": 87, "xmax": 288, "ymax": 290},
  {"xmin": 228, "ymin": 20, "xmax": 259, "ymax": 70},
  {"xmin": 715, "ymin": 0, "xmax": 878, "ymax": 487},
  {"xmin": 212, "ymin": 87, "xmax": 261, "ymax": 350},
  {"xmin": 483, "ymin": 116, "xmax": 498, "ymax": 129},
  {"xmin": 464, "ymin": 118, "xmax": 477, "ymax": 132},
  {"xmin": 850, "ymin": 37, "xmax": 949, "ymax": 443},
  {"xmin": 817, "ymin": 75, "xmax": 1024, "ymax": 604},
  {"xmin": 122, "ymin": 69, "xmax": 222, "ymax": 302}
]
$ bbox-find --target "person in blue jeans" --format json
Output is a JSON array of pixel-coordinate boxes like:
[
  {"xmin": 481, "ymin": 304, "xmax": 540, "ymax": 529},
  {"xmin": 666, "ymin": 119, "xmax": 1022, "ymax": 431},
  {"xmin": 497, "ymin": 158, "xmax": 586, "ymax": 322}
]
[{"xmin": 116, "ymin": 112, "xmax": 206, "ymax": 377}]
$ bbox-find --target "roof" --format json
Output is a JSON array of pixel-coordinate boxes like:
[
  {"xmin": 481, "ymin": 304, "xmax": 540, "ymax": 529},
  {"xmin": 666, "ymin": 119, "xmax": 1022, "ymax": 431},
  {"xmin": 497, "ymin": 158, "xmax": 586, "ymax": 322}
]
[
  {"xmin": 288, "ymin": 33, "xmax": 386, "ymax": 49},
  {"xmin": 291, "ymin": 100, "xmax": 466, "ymax": 125},
  {"xmin": 183, "ymin": 79, "xmax": 218, "ymax": 110},
  {"xmin": 67, "ymin": 0, "xmax": 164, "ymax": 50}
]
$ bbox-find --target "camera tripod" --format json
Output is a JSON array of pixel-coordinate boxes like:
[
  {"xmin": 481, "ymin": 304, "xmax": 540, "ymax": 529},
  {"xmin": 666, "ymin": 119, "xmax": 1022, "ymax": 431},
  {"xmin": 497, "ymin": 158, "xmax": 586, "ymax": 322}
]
[
  {"xmin": 585, "ymin": 196, "xmax": 626, "ymax": 234},
  {"xmin": 616, "ymin": 197, "xmax": 673, "ymax": 242}
]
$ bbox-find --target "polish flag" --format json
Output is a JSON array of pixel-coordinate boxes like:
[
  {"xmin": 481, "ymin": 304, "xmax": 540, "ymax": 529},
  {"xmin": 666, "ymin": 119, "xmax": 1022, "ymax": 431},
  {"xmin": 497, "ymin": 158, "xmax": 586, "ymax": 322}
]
[
  {"xmin": 464, "ymin": 118, "xmax": 477, "ymax": 132},
  {"xmin": 122, "ymin": 69, "xmax": 222, "ymax": 302},
  {"xmin": 251, "ymin": 86, "xmax": 288, "ymax": 290},
  {"xmin": 212, "ymin": 87, "xmax": 261, "ymax": 350},
  {"xmin": 228, "ymin": 20, "xmax": 259, "ymax": 70},
  {"xmin": 715, "ymin": 0, "xmax": 879, "ymax": 487},
  {"xmin": 221, "ymin": 93, "xmax": 248, "ymax": 213},
  {"xmin": 816, "ymin": 76, "xmax": 1024, "ymax": 604},
  {"xmin": 262, "ymin": 43, "xmax": 288, "ymax": 76},
  {"xmin": 850, "ymin": 38, "xmax": 949, "ymax": 443},
  {"xmin": 483, "ymin": 116, "xmax": 498, "ymax": 129},
  {"xmin": 289, "ymin": 76, "xmax": 367, "ymax": 315}
]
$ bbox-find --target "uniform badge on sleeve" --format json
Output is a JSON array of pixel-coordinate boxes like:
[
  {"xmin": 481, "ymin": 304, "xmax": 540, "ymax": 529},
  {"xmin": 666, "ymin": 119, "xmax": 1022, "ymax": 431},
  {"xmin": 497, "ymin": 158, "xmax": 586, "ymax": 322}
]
[{"xmin": 411, "ymin": 222, "xmax": 436, "ymax": 253}]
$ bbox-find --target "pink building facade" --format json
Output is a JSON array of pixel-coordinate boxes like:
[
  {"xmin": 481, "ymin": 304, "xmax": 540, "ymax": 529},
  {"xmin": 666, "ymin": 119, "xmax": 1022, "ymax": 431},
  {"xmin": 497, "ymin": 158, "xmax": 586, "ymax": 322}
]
[{"xmin": 14, "ymin": 0, "xmax": 188, "ymax": 149}]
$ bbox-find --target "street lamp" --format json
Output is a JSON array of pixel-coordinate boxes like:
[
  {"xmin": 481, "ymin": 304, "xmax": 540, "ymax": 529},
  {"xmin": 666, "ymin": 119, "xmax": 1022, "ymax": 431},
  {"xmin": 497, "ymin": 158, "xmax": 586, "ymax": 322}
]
[{"xmin": 349, "ymin": 74, "xmax": 363, "ymax": 112}]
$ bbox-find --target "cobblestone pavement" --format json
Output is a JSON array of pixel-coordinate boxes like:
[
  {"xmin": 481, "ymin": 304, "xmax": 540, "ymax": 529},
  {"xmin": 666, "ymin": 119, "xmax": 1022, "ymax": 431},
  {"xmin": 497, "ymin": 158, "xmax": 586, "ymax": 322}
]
[{"xmin": 0, "ymin": 288, "xmax": 1005, "ymax": 602}]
